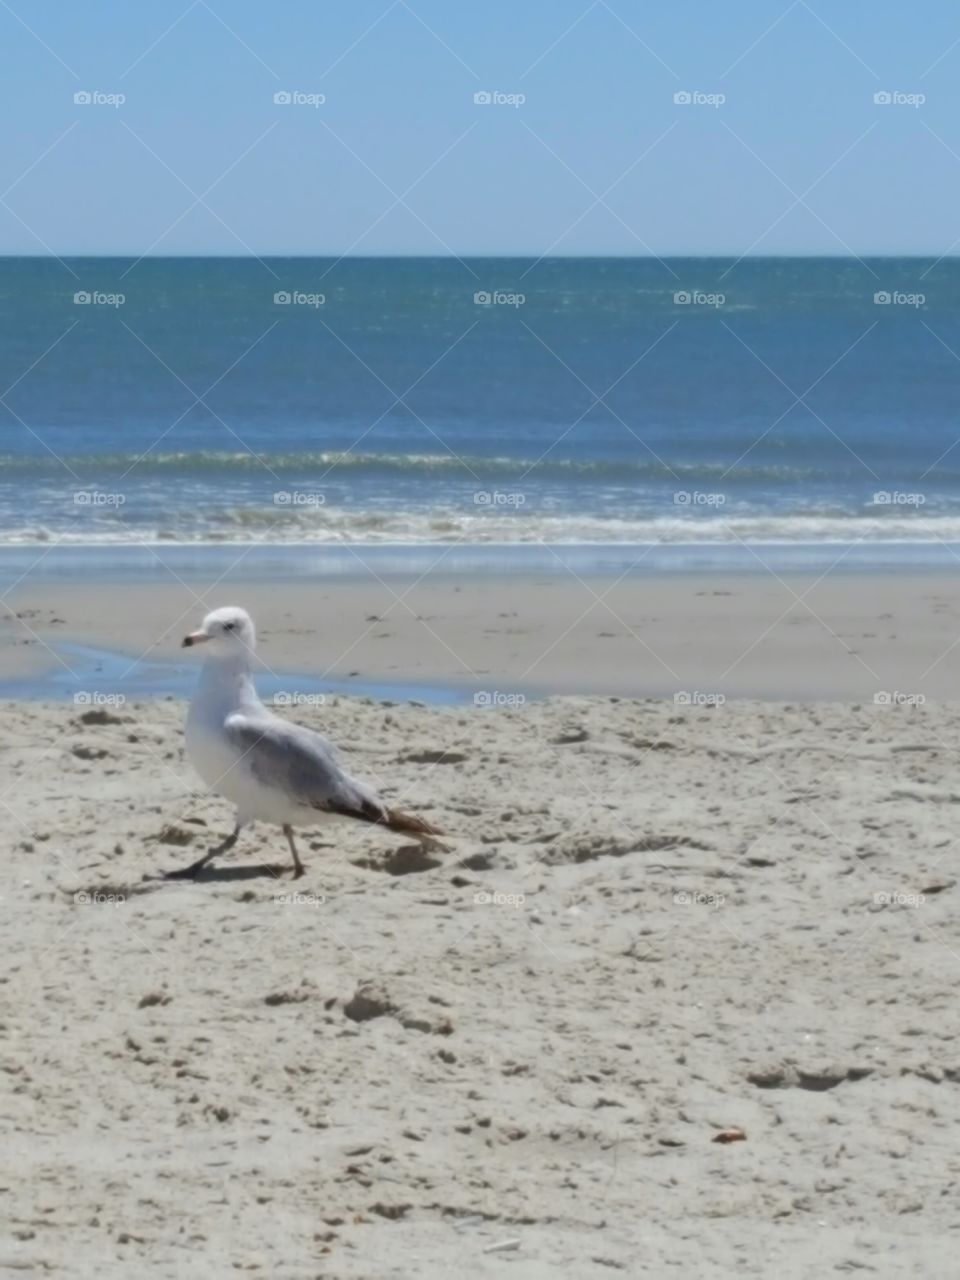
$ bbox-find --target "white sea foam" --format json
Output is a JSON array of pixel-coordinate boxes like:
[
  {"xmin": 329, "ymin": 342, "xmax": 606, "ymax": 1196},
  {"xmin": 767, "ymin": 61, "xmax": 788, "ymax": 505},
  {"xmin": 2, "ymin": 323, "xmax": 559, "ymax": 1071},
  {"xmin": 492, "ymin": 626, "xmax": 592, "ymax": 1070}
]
[{"xmin": 4, "ymin": 510, "xmax": 960, "ymax": 546}]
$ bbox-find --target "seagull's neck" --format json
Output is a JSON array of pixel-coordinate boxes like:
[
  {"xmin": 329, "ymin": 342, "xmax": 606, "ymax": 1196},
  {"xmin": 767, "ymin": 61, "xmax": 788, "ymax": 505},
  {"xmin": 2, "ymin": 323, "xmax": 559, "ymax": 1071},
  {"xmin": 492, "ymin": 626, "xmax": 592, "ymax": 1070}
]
[{"xmin": 196, "ymin": 651, "xmax": 260, "ymax": 713}]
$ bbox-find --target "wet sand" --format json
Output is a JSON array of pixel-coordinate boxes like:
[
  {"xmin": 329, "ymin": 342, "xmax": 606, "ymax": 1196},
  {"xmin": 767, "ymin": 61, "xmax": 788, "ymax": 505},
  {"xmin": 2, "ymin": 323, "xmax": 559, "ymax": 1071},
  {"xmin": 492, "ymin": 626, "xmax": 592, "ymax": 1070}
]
[{"xmin": 2, "ymin": 570, "xmax": 960, "ymax": 700}]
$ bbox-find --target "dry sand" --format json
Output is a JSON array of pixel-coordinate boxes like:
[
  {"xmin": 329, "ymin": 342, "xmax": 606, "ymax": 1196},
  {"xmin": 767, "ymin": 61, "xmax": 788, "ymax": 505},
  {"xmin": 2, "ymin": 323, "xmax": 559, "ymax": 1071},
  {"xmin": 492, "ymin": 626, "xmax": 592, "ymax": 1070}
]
[{"xmin": 2, "ymin": 691, "xmax": 958, "ymax": 1277}]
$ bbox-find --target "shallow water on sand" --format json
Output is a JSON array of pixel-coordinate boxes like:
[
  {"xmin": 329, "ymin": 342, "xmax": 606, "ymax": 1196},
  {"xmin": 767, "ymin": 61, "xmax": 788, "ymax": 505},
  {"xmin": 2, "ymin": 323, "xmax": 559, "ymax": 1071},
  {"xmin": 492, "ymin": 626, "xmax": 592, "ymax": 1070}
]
[{"xmin": 0, "ymin": 640, "xmax": 489, "ymax": 704}]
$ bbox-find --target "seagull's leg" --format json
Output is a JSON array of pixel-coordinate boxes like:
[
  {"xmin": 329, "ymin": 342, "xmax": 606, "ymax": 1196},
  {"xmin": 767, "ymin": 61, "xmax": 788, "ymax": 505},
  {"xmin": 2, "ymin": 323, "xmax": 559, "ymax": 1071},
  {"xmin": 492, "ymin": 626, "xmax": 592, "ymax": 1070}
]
[
  {"xmin": 162, "ymin": 823, "xmax": 241, "ymax": 880},
  {"xmin": 283, "ymin": 824, "xmax": 305, "ymax": 879}
]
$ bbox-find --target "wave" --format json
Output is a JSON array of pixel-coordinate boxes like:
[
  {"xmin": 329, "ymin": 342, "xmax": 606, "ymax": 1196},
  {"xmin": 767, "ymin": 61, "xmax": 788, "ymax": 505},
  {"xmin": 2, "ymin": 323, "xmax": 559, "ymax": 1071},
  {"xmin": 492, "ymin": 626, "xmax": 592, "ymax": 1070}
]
[{"xmin": 6, "ymin": 510, "xmax": 960, "ymax": 546}]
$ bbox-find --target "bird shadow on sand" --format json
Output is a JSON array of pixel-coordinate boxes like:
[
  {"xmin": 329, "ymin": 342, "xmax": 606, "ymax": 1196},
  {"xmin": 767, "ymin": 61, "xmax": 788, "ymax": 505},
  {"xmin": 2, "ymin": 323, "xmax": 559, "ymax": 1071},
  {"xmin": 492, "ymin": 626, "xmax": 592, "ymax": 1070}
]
[
  {"xmin": 144, "ymin": 862, "xmax": 293, "ymax": 885},
  {"xmin": 349, "ymin": 844, "xmax": 445, "ymax": 876}
]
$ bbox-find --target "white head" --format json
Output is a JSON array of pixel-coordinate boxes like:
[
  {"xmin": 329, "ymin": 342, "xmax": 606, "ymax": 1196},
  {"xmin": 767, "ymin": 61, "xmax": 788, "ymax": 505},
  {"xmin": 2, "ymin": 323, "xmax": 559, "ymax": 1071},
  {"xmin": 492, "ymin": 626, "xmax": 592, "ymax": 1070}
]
[{"xmin": 182, "ymin": 606, "xmax": 256, "ymax": 658}]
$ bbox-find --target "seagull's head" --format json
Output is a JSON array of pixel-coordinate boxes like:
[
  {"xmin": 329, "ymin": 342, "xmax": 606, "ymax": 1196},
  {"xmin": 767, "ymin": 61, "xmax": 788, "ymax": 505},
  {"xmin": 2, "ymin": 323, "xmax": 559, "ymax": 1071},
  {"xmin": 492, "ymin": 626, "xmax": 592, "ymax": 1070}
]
[{"xmin": 182, "ymin": 606, "xmax": 256, "ymax": 656}]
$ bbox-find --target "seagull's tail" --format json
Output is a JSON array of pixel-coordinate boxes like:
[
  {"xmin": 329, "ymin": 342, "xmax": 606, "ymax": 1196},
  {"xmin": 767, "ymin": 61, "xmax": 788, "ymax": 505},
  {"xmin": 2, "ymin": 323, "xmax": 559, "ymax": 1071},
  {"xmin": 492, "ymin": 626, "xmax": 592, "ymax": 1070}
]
[{"xmin": 384, "ymin": 807, "xmax": 444, "ymax": 837}]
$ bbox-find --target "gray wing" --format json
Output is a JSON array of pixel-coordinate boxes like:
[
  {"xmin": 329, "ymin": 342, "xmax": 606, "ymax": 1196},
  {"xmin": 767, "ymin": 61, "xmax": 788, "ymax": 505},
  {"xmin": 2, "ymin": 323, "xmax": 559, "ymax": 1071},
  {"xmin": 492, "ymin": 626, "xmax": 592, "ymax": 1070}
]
[{"xmin": 224, "ymin": 710, "xmax": 386, "ymax": 821}]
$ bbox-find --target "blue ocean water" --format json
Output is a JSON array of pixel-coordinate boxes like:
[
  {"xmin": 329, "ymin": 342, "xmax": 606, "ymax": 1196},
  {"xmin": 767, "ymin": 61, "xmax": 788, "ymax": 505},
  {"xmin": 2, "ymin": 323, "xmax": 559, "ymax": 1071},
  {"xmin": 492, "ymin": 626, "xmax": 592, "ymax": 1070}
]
[{"xmin": 0, "ymin": 256, "xmax": 957, "ymax": 552}]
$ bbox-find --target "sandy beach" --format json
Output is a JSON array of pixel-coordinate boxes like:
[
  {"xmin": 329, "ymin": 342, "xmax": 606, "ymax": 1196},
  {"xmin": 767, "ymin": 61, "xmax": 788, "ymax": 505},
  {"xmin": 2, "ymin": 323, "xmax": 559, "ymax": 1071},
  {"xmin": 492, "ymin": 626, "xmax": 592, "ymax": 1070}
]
[
  {"xmin": 3, "ymin": 1, "xmax": 956, "ymax": 1272},
  {"xmin": 4, "ymin": 570, "xmax": 960, "ymax": 701},
  {"xmin": 2, "ymin": 686, "xmax": 958, "ymax": 1276}
]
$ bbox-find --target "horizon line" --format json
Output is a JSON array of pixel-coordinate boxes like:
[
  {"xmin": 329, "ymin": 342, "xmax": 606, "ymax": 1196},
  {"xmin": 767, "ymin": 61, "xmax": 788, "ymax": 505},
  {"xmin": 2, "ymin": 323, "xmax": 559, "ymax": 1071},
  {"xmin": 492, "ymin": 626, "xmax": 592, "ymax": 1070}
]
[{"xmin": 0, "ymin": 252, "xmax": 956, "ymax": 261}]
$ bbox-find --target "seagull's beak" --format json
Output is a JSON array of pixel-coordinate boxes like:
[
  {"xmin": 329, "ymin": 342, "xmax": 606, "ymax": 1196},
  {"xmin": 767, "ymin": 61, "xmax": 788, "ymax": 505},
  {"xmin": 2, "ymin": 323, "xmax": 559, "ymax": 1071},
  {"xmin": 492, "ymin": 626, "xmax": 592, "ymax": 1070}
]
[{"xmin": 182, "ymin": 630, "xmax": 209, "ymax": 648}]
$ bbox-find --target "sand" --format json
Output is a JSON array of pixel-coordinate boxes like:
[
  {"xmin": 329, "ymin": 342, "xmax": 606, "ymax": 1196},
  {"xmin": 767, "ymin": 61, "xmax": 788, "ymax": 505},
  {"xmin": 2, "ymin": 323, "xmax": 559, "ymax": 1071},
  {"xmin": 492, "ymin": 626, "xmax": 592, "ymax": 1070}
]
[
  {"xmin": 4, "ymin": 570, "xmax": 960, "ymax": 699},
  {"xmin": 2, "ymin": 690, "xmax": 958, "ymax": 1277}
]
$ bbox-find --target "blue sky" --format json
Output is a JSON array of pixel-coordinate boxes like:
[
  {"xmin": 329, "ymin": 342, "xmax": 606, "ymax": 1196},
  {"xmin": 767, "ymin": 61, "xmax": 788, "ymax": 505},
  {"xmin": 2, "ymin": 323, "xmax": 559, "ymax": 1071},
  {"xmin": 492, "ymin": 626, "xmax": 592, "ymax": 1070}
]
[{"xmin": 1, "ymin": 0, "xmax": 958, "ymax": 256}]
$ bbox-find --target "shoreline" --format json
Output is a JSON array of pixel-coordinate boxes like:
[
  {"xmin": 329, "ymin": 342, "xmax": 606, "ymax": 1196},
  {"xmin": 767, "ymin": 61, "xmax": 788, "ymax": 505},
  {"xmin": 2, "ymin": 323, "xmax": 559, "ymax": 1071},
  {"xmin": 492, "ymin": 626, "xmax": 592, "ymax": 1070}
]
[
  {"xmin": 2, "ymin": 539, "xmax": 960, "ymax": 584},
  {"xmin": 4, "ymin": 569, "xmax": 960, "ymax": 701}
]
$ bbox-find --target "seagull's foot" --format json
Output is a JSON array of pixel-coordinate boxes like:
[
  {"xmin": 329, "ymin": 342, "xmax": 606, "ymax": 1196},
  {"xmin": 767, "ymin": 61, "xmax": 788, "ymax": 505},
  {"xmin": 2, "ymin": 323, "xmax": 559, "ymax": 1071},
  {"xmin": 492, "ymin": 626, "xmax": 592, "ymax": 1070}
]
[
  {"xmin": 419, "ymin": 835, "xmax": 452, "ymax": 855},
  {"xmin": 291, "ymin": 863, "xmax": 306, "ymax": 880},
  {"xmin": 159, "ymin": 826, "xmax": 240, "ymax": 881}
]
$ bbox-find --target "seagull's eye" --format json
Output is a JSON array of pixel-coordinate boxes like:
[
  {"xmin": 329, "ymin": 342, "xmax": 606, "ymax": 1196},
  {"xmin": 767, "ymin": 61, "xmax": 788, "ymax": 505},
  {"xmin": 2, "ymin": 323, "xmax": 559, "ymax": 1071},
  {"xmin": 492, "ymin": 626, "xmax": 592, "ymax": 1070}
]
[{"xmin": 223, "ymin": 622, "xmax": 236, "ymax": 632}]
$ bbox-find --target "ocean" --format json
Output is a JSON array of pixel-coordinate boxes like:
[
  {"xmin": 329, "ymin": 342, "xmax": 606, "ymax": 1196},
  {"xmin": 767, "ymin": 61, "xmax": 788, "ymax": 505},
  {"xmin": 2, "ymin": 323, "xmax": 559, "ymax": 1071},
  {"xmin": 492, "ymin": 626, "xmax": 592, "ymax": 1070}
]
[{"xmin": 0, "ymin": 256, "xmax": 956, "ymax": 566}]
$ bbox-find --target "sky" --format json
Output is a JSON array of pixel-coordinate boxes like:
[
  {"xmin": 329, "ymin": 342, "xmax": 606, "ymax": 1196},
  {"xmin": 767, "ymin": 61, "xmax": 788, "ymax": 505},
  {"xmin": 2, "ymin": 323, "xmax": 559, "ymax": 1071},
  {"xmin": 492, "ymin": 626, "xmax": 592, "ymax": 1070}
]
[{"xmin": 1, "ymin": 0, "xmax": 958, "ymax": 256}]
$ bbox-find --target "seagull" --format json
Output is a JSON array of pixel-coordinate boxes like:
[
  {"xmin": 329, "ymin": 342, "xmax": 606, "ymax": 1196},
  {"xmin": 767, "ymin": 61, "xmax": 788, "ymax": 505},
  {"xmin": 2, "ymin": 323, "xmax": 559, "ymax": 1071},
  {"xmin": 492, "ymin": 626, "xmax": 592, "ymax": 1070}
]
[{"xmin": 163, "ymin": 605, "xmax": 442, "ymax": 880}]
